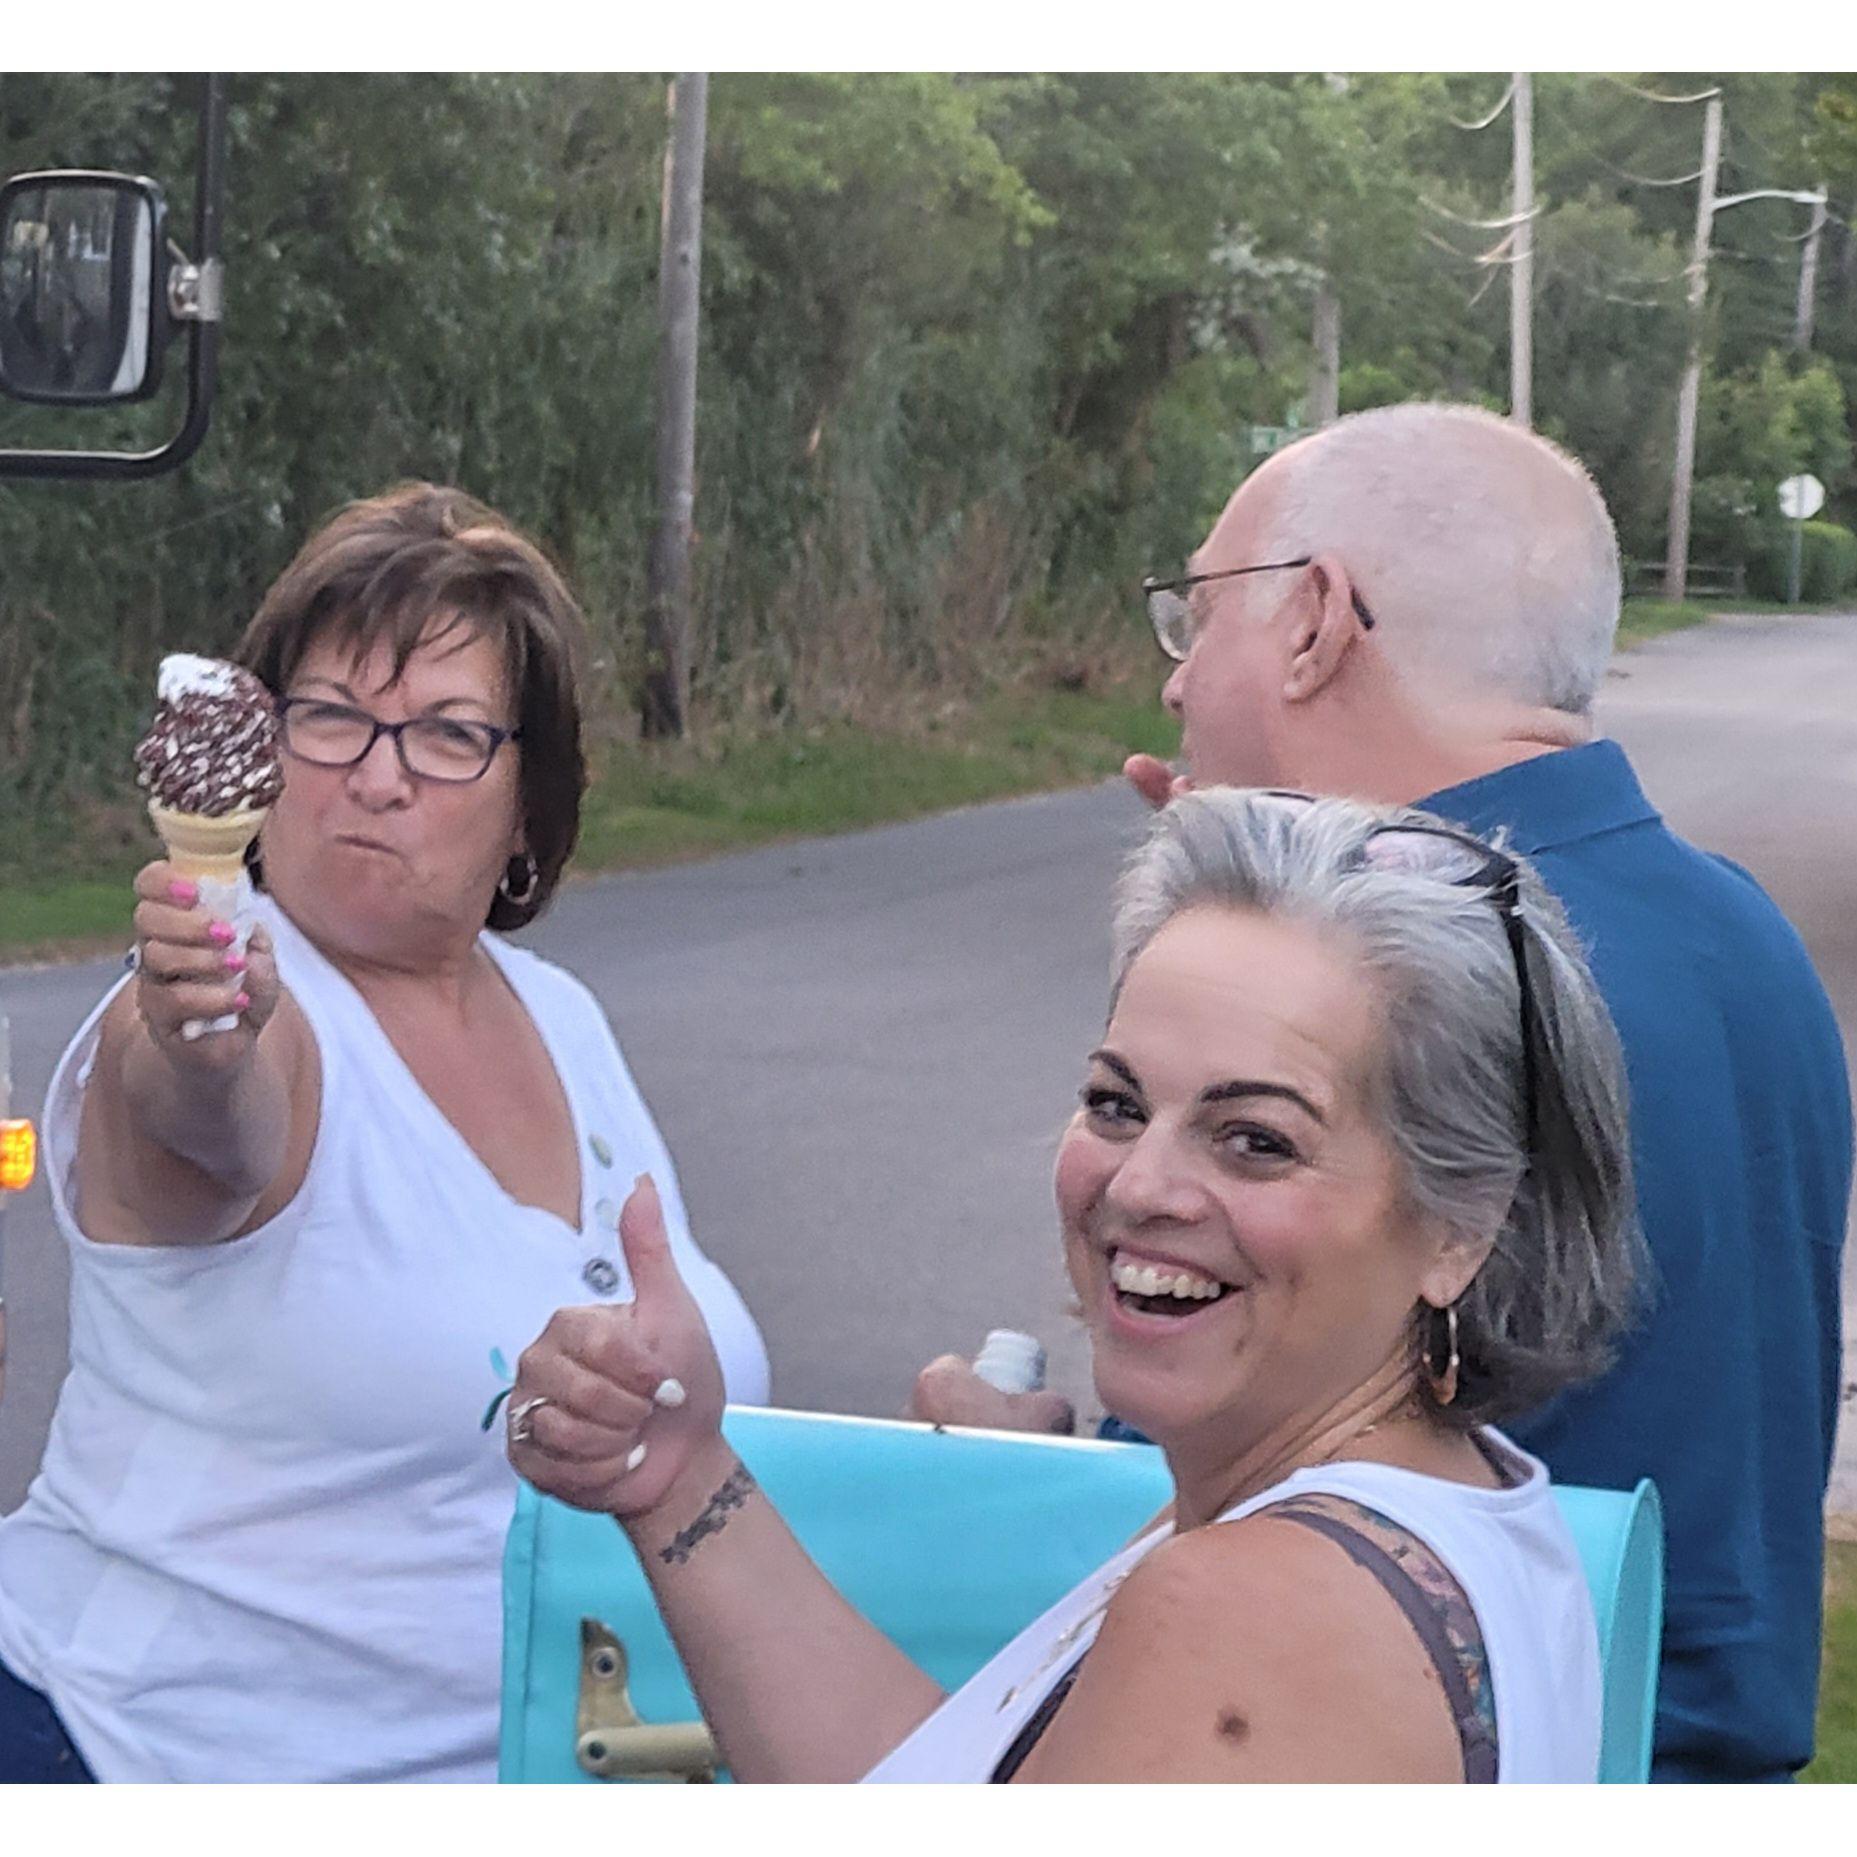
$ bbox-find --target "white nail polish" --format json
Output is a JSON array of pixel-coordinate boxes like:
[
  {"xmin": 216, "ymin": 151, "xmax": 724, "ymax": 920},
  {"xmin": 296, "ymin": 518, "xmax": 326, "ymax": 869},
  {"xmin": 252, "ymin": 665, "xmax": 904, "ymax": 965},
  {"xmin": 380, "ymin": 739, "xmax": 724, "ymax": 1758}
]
[
  {"xmin": 653, "ymin": 1378, "xmax": 686, "ymax": 1409},
  {"xmin": 625, "ymin": 1442, "xmax": 648, "ymax": 1473}
]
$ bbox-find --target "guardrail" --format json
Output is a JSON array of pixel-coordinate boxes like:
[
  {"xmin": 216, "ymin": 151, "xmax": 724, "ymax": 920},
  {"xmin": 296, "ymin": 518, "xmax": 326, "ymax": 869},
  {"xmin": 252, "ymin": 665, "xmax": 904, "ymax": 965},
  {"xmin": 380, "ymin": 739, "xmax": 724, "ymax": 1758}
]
[{"xmin": 1624, "ymin": 560, "xmax": 1747, "ymax": 600}]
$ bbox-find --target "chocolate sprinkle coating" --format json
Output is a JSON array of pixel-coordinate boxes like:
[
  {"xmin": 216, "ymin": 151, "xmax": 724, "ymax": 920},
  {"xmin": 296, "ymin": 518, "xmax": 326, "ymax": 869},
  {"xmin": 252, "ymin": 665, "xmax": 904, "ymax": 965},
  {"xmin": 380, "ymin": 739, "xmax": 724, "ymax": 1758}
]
[{"xmin": 134, "ymin": 662, "xmax": 285, "ymax": 814}]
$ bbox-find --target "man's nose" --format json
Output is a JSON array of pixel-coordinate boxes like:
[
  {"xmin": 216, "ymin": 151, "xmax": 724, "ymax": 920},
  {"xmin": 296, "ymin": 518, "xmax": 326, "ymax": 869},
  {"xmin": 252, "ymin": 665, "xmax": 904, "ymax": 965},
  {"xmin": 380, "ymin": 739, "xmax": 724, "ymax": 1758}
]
[{"xmin": 1162, "ymin": 661, "xmax": 1188, "ymax": 718}]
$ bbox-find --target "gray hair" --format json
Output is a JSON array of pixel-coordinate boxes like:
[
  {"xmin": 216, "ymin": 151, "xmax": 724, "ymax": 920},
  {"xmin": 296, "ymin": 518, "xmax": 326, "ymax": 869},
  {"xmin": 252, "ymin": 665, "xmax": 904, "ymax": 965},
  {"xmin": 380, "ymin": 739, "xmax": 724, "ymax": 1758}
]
[
  {"xmin": 1111, "ymin": 787, "xmax": 1644, "ymax": 1429},
  {"xmin": 1258, "ymin": 402, "xmax": 1621, "ymax": 716}
]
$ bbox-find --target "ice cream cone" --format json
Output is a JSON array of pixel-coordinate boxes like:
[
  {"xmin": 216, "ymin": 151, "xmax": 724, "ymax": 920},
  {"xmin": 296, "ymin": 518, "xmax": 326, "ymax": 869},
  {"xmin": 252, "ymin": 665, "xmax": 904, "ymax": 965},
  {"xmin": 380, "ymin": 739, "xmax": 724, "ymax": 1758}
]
[
  {"xmin": 147, "ymin": 802, "xmax": 268, "ymax": 882},
  {"xmin": 146, "ymin": 803, "xmax": 269, "ymax": 1040}
]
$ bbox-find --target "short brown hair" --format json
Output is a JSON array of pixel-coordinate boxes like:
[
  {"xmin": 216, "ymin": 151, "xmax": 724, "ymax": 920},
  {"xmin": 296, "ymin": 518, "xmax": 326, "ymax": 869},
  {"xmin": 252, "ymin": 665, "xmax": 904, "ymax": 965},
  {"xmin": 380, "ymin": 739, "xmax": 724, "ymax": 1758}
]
[{"xmin": 237, "ymin": 483, "xmax": 587, "ymax": 931}]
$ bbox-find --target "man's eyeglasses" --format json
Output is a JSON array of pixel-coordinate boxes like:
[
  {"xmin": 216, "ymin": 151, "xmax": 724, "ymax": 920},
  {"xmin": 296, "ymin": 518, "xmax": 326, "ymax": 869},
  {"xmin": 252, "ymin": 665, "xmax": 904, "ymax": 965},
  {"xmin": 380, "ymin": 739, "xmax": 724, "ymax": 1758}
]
[
  {"xmin": 278, "ymin": 697, "xmax": 522, "ymax": 784},
  {"xmin": 1142, "ymin": 558, "xmax": 1377, "ymax": 663}
]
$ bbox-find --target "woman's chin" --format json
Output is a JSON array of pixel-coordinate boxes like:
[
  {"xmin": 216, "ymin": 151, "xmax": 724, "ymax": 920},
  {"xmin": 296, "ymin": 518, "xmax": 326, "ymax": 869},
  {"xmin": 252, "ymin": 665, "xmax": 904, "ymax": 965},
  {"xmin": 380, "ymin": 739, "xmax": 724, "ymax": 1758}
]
[{"xmin": 1088, "ymin": 1349, "xmax": 1200, "ymax": 1447}]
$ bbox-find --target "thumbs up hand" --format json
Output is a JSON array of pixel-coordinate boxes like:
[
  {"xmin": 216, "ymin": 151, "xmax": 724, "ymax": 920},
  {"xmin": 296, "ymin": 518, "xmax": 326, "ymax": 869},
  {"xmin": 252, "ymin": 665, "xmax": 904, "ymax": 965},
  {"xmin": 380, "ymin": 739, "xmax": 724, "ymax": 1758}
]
[{"xmin": 506, "ymin": 1175, "xmax": 726, "ymax": 1518}]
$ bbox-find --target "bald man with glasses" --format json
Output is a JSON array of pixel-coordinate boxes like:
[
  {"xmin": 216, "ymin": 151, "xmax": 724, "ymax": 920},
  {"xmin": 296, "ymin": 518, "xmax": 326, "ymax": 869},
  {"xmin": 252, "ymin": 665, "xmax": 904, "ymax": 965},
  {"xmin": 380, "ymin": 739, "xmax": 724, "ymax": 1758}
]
[{"xmin": 918, "ymin": 402, "xmax": 1852, "ymax": 1784}]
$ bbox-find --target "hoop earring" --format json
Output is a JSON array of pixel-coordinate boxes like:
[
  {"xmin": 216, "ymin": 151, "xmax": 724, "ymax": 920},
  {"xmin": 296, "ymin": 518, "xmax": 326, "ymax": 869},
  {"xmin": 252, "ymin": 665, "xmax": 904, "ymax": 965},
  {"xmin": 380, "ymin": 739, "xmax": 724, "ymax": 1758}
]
[
  {"xmin": 1422, "ymin": 1302, "xmax": 1461, "ymax": 1408},
  {"xmin": 500, "ymin": 852, "xmax": 540, "ymax": 908}
]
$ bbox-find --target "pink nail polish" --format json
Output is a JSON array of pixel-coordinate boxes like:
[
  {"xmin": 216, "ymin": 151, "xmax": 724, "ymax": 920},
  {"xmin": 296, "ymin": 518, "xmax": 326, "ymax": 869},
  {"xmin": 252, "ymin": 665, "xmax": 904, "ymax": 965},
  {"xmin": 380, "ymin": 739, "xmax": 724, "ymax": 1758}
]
[
  {"xmin": 208, "ymin": 921, "xmax": 235, "ymax": 946},
  {"xmin": 233, "ymin": 992, "xmax": 251, "ymax": 1011},
  {"xmin": 224, "ymin": 952, "xmax": 246, "ymax": 973},
  {"xmin": 169, "ymin": 880, "xmax": 199, "ymax": 905}
]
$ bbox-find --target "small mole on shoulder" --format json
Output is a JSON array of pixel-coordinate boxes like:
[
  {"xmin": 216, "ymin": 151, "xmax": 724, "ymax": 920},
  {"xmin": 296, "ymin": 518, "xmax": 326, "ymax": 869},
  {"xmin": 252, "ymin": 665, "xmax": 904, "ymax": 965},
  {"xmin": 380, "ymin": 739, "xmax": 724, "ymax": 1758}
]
[{"xmin": 1215, "ymin": 1707, "xmax": 1249, "ymax": 1743}]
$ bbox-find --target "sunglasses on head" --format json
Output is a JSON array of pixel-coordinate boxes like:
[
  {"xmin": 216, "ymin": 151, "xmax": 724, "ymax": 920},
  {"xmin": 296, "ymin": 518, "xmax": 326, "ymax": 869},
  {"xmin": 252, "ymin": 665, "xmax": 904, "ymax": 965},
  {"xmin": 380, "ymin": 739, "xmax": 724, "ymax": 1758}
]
[{"xmin": 1252, "ymin": 791, "xmax": 1540, "ymax": 1162}]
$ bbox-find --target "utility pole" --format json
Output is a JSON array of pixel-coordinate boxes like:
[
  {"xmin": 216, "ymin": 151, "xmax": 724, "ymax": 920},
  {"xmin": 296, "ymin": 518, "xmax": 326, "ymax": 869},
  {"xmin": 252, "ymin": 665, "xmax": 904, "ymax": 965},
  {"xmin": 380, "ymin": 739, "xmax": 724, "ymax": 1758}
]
[
  {"xmin": 1510, "ymin": 72, "xmax": 1534, "ymax": 425},
  {"xmin": 642, "ymin": 73, "xmax": 709, "ymax": 741},
  {"xmin": 1659, "ymin": 88, "xmax": 1823, "ymax": 600},
  {"xmin": 1663, "ymin": 93, "xmax": 1722, "ymax": 603},
  {"xmin": 1794, "ymin": 182, "xmax": 1827, "ymax": 351},
  {"xmin": 1309, "ymin": 274, "xmax": 1340, "ymax": 425}
]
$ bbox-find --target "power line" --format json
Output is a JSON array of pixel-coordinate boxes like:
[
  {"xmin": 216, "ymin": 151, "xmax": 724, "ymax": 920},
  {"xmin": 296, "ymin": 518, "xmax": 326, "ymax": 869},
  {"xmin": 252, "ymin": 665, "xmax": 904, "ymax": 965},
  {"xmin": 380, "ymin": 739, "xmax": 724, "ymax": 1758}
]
[
  {"xmin": 1421, "ymin": 195, "xmax": 1540, "ymax": 232},
  {"xmin": 1421, "ymin": 225, "xmax": 1531, "ymax": 268},
  {"xmin": 1467, "ymin": 267, "xmax": 1502, "ymax": 310},
  {"xmin": 1420, "ymin": 226, "xmax": 1486, "ymax": 263},
  {"xmin": 1612, "ymin": 164, "xmax": 1707, "ymax": 189},
  {"xmin": 1449, "ymin": 81, "xmax": 1515, "ymax": 133},
  {"xmin": 1575, "ymin": 285, "xmax": 1675, "ymax": 308},
  {"xmin": 1603, "ymin": 75, "xmax": 1722, "ymax": 107}
]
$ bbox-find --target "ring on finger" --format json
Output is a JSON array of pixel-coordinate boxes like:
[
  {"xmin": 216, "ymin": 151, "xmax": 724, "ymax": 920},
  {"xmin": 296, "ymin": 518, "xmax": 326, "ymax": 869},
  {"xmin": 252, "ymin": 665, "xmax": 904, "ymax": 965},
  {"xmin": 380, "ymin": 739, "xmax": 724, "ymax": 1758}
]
[{"xmin": 508, "ymin": 1394, "xmax": 554, "ymax": 1445}]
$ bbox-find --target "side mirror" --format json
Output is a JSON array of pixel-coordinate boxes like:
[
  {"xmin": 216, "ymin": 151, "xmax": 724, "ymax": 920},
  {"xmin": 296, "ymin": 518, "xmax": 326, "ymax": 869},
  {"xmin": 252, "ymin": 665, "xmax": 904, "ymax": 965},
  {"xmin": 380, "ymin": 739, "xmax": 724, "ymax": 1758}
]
[{"xmin": 0, "ymin": 171, "xmax": 170, "ymax": 405}]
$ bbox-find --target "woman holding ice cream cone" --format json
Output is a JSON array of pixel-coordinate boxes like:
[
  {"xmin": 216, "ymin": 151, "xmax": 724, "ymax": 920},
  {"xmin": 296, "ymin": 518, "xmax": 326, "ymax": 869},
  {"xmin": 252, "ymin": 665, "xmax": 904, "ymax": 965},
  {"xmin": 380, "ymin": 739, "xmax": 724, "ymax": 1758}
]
[{"xmin": 0, "ymin": 484, "xmax": 768, "ymax": 1782}]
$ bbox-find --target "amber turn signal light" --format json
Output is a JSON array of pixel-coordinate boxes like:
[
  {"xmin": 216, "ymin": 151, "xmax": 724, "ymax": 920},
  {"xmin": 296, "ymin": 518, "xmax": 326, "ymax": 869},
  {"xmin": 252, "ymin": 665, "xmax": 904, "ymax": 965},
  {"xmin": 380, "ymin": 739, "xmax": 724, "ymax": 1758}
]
[{"xmin": 0, "ymin": 1119, "xmax": 36, "ymax": 1192}]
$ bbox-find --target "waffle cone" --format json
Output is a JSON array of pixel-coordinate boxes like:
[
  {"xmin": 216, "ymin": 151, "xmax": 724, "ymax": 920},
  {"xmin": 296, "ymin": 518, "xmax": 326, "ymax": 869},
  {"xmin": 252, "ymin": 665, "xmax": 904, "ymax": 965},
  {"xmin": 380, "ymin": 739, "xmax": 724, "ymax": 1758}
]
[{"xmin": 148, "ymin": 802, "xmax": 268, "ymax": 882}]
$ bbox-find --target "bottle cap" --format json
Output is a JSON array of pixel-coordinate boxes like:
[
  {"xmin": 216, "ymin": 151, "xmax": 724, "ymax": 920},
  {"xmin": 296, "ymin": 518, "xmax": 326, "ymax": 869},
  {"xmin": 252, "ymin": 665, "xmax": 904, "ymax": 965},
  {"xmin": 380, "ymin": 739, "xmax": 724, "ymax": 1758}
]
[{"xmin": 973, "ymin": 1329, "xmax": 1047, "ymax": 1395}]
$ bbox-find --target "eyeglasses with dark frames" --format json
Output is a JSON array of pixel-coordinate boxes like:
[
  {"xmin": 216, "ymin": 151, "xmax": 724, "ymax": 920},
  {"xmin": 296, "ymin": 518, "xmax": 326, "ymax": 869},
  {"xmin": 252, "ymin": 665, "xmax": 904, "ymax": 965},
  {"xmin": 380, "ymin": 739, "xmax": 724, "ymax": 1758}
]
[
  {"xmin": 1141, "ymin": 558, "xmax": 1377, "ymax": 663},
  {"xmin": 277, "ymin": 696, "xmax": 522, "ymax": 785}
]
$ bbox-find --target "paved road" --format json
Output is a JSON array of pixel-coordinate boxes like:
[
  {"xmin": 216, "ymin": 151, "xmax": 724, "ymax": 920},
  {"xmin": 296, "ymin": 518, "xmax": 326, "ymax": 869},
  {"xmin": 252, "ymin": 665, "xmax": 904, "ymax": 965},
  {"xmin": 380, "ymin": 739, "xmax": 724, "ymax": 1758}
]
[{"xmin": 2, "ymin": 609, "xmax": 1854, "ymax": 1518}]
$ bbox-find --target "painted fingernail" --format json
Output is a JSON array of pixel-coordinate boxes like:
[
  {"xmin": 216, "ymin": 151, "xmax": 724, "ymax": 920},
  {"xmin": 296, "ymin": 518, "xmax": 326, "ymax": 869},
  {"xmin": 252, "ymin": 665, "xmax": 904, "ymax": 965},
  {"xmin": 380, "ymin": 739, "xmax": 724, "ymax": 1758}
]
[
  {"xmin": 233, "ymin": 992, "xmax": 251, "ymax": 1011},
  {"xmin": 223, "ymin": 952, "xmax": 246, "ymax": 973},
  {"xmin": 168, "ymin": 880, "xmax": 199, "ymax": 905},
  {"xmin": 625, "ymin": 1442, "xmax": 648, "ymax": 1473},
  {"xmin": 652, "ymin": 1378, "xmax": 686, "ymax": 1409},
  {"xmin": 208, "ymin": 920, "xmax": 235, "ymax": 945}
]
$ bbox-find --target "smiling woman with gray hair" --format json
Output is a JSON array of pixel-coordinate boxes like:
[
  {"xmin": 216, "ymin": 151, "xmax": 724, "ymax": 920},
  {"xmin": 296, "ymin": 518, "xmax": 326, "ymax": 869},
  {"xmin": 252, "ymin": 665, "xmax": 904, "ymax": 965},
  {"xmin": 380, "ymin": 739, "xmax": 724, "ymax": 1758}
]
[
  {"xmin": 1110, "ymin": 787, "xmax": 1643, "ymax": 1433},
  {"xmin": 507, "ymin": 786, "xmax": 1642, "ymax": 1783}
]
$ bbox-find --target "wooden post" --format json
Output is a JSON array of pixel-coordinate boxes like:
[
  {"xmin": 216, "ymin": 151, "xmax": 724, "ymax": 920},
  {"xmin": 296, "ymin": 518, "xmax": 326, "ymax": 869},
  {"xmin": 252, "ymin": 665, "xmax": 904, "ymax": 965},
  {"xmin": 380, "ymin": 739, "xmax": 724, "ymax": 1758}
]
[
  {"xmin": 1663, "ymin": 94, "xmax": 1722, "ymax": 604},
  {"xmin": 642, "ymin": 74, "xmax": 709, "ymax": 741},
  {"xmin": 1509, "ymin": 72, "xmax": 1534, "ymax": 426},
  {"xmin": 1309, "ymin": 276, "xmax": 1340, "ymax": 426},
  {"xmin": 1794, "ymin": 183, "xmax": 1827, "ymax": 351}
]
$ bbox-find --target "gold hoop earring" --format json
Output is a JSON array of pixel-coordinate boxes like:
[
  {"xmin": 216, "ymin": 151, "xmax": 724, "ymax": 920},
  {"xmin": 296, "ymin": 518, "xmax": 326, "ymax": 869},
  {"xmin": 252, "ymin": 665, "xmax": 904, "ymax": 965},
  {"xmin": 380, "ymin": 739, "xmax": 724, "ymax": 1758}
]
[{"xmin": 1422, "ymin": 1302, "xmax": 1460, "ymax": 1407}]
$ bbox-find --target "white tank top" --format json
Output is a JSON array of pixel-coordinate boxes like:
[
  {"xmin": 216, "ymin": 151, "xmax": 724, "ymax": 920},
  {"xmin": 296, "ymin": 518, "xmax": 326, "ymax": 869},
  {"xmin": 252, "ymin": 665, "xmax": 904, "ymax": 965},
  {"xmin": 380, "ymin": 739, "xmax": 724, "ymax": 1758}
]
[
  {"xmin": 864, "ymin": 1434, "xmax": 1601, "ymax": 1783},
  {"xmin": 0, "ymin": 896, "xmax": 769, "ymax": 1782}
]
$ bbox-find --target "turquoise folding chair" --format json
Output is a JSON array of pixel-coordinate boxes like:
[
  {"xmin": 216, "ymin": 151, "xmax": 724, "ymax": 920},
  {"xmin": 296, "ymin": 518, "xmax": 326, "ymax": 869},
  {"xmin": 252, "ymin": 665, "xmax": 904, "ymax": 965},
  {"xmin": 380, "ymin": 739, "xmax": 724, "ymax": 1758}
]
[{"xmin": 500, "ymin": 1405, "xmax": 1663, "ymax": 1783}]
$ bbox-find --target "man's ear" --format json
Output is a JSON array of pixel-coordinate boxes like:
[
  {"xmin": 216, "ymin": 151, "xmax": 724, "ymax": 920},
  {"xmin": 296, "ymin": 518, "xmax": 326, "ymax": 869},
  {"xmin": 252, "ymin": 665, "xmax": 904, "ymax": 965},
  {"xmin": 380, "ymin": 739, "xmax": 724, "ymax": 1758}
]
[{"xmin": 1282, "ymin": 552, "xmax": 1365, "ymax": 704}]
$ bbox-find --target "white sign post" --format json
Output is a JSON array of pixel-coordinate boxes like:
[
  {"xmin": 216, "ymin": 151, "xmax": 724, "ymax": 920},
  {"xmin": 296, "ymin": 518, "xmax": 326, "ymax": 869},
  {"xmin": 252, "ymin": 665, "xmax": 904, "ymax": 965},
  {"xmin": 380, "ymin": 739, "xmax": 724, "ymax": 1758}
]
[{"xmin": 1778, "ymin": 473, "xmax": 1826, "ymax": 605}]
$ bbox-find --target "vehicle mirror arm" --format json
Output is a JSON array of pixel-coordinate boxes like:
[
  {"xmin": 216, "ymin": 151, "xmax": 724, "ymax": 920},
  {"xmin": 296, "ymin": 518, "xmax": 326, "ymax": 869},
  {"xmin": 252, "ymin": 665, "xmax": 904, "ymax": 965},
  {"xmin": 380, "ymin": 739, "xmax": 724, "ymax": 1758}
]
[{"xmin": 0, "ymin": 73, "xmax": 226, "ymax": 482}]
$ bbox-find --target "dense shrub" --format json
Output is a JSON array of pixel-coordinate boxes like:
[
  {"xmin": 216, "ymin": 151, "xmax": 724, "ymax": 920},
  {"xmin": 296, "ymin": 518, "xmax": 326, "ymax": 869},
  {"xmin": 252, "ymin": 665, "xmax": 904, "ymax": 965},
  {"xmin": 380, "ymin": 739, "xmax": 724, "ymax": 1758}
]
[{"xmin": 1748, "ymin": 519, "xmax": 1857, "ymax": 602}]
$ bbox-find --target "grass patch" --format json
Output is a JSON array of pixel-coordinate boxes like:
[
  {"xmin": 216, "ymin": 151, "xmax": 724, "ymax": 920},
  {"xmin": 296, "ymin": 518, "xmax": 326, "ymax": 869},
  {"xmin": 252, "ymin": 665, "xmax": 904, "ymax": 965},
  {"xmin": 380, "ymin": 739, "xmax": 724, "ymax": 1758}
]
[
  {"xmin": 0, "ymin": 869, "xmax": 145, "ymax": 962},
  {"xmin": 1691, "ymin": 598, "xmax": 1854, "ymax": 617},
  {"xmin": 1616, "ymin": 598, "xmax": 1717, "ymax": 646},
  {"xmin": 1805, "ymin": 1540, "xmax": 1857, "ymax": 1782},
  {"xmin": 1617, "ymin": 596, "xmax": 1854, "ymax": 646},
  {"xmin": 0, "ymin": 675, "xmax": 1181, "ymax": 962},
  {"xmin": 0, "ymin": 594, "xmax": 1839, "ymax": 965},
  {"xmin": 575, "ymin": 679, "xmax": 1179, "ymax": 870}
]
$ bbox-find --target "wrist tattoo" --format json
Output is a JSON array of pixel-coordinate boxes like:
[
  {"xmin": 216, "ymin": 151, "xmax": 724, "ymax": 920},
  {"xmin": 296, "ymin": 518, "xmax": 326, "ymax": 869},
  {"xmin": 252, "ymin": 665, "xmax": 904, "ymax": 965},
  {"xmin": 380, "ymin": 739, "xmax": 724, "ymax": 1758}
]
[{"xmin": 658, "ymin": 1460, "xmax": 758, "ymax": 1566}]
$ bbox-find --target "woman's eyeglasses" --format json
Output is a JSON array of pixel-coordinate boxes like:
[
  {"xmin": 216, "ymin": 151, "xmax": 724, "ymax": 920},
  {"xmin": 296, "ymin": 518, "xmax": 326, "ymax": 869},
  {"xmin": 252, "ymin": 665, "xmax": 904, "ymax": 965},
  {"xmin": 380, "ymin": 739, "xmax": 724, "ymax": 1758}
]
[{"xmin": 277, "ymin": 697, "xmax": 522, "ymax": 784}]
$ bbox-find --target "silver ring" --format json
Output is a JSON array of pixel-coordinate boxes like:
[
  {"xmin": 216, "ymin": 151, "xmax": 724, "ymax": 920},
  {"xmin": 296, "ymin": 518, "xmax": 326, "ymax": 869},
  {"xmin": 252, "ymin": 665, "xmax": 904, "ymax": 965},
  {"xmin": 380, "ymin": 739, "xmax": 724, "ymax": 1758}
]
[
  {"xmin": 508, "ymin": 1395, "xmax": 553, "ymax": 1445},
  {"xmin": 125, "ymin": 946, "xmax": 141, "ymax": 972}
]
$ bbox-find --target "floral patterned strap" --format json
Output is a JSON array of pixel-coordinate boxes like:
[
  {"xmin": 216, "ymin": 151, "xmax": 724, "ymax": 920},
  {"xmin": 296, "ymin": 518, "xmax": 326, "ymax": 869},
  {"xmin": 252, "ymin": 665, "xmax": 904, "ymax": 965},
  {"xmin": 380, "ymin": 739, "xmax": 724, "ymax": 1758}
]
[
  {"xmin": 991, "ymin": 1493, "xmax": 1499, "ymax": 1783},
  {"xmin": 1262, "ymin": 1493, "xmax": 1499, "ymax": 1781}
]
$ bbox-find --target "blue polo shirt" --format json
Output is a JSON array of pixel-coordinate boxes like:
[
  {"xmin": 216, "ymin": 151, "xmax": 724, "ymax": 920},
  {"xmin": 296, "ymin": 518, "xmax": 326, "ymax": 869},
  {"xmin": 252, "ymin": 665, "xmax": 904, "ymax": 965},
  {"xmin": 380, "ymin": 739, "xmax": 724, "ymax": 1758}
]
[{"xmin": 1423, "ymin": 740, "xmax": 1851, "ymax": 1782}]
